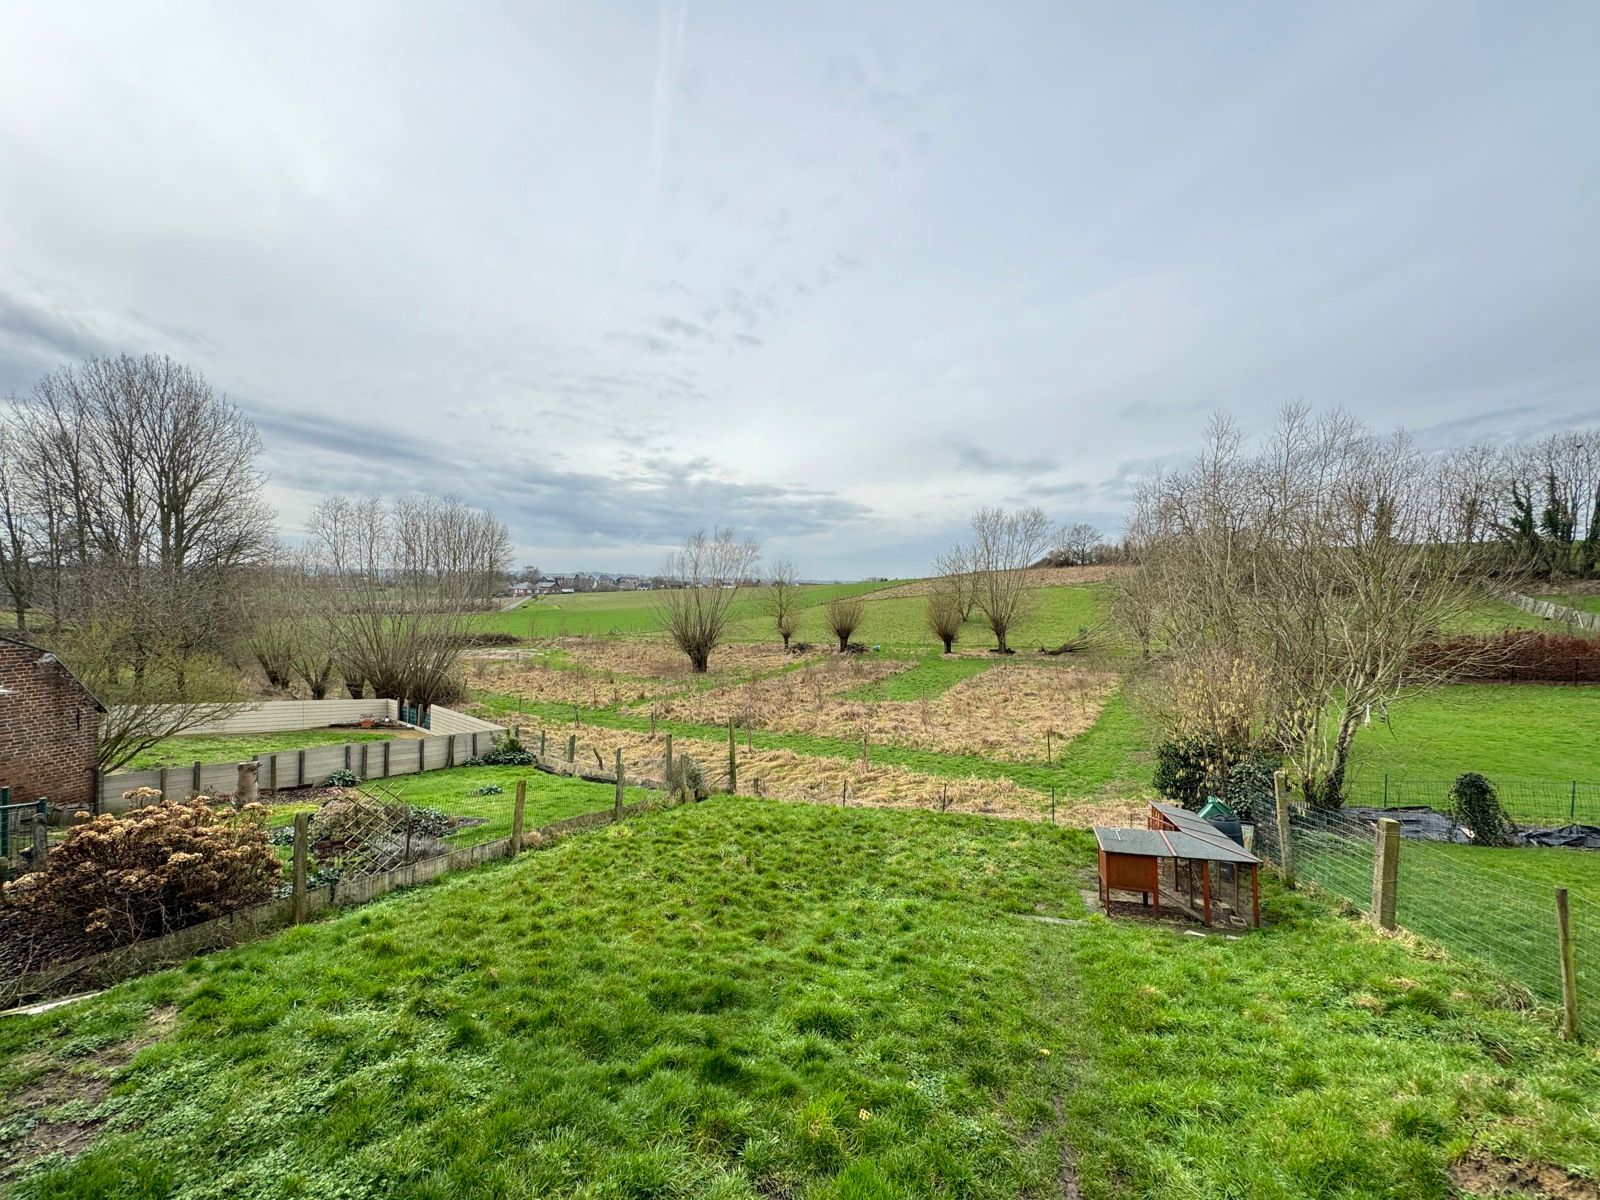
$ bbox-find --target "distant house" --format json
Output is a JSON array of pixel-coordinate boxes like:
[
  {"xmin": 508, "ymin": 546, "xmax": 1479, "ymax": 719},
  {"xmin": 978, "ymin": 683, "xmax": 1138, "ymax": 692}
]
[
  {"xmin": 0, "ymin": 634, "xmax": 104, "ymax": 812},
  {"xmin": 616, "ymin": 577, "xmax": 641, "ymax": 591},
  {"xmin": 509, "ymin": 581, "xmax": 534, "ymax": 596},
  {"xmin": 533, "ymin": 580, "xmax": 558, "ymax": 595}
]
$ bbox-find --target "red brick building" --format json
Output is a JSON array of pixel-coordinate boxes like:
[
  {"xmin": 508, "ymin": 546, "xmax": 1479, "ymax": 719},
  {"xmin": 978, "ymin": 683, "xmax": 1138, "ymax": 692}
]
[{"xmin": 0, "ymin": 634, "xmax": 104, "ymax": 811}]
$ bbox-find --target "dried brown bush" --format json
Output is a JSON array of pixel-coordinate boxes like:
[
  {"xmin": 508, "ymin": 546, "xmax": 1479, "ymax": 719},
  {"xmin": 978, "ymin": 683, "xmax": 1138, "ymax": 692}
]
[{"xmin": 2, "ymin": 798, "xmax": 281, "ymax": 948}]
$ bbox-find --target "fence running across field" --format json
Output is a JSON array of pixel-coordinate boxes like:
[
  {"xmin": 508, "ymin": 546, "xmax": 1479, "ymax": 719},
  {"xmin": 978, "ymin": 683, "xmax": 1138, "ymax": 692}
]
[
  {"xmin": 1251, "ymin": 795, "xmax": 1595, "ymax": 1024},
  {"xmin": 1342, "ymin": 777, "xmax": 1600, "ymax": 829},
  {"xmin": 97, "ymin": 707, "xmax": 505, "ymax": 813}
]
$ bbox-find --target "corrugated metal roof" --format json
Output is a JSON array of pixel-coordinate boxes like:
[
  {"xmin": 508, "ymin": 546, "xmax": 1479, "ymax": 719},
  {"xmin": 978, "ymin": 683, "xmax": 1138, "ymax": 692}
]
[{"xmin": 1094, "ymin": 824, "xmax": 1260, "ymax": 865}]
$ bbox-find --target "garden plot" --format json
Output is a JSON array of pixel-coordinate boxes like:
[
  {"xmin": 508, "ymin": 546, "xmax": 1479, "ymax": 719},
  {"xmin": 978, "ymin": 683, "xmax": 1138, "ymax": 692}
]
[
  {"xmin": 655, "ymin": 660, "xmax": 1117, "ymax": 763},
  {"xmin": 467, "ymin": 639, "xmax": 829, "ymax": 709},
  {"xmin": 531, "ymin": 725, "xmax": 1052, "ymax": 820}
]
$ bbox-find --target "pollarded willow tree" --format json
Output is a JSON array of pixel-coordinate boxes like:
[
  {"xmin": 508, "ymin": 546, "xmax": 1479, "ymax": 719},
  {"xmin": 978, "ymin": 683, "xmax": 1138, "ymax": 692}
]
[
  {"xmin": 303, "ymin": 493, "xmax": 511, "ymax": 709},
  {"xmin": 967, "ymin": 506, "xmax": 1055, "ymax": 654},
  {"xmin": 653, "ymin": 528, "xmax": 761, "ymax": 672},
  {"xmin": 761, "ymin": 559, "xmax": 801, "ymax": 649},
  {"xmin": 1122, "ymin": 405, "xmax": 1504, "ymax": 808}
]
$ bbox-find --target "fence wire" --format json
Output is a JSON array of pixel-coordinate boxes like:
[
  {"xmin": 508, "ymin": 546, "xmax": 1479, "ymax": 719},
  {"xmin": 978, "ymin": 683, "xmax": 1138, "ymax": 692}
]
[
  {"xmin": 1340, "ymin": 777, "xmax": 1600, "ymax": 829},
  {"xmin": 1252, "ymin": 798, "xmax": 1596, "ymax": 1017}
]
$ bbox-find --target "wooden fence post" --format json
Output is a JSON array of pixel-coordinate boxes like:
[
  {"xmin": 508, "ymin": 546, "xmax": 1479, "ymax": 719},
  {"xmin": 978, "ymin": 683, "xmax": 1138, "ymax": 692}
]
[
  {"xmin": 614, "ymin": 749, "xmax": 625, "ymax": 817},
  {"xmin": 1557, "ymin": 887, "xmax": 1581, "ymax": 1040},
  {"xmin": 539, "ymin": 729, "xmax": 547, "ymax": 758},
  {"xmin": 664, "ymin": 733, "xmax": 673, "ymax": 782},
  {"xmin": 160, "ymin": 766, "xmax": 172, "ymax": 802},
  {"xmin": 727, "ymin": 720, "xmax": 737, "ymax": 794},
  {"xmin": 31, "ymin": 799, "xmax": 48, "ymax": 868},
  {"xmin": 1371, "ymin": 817, "xmax": 1400, "ymax": 931},
  {"xmin": 1273, "ymin": 770, "xmax": 1295, "ymax": 887},
  {"xmin": 382, "ymin": 741, "xmax": 391, "ymax": 777},
  {"xmin": 361, "ymin": 744, "xmax": 370, "ymax": 779},
  {"xmin": 566, "ymin": 734, "xmax": 576, "ymax": 765},
  {"xmin": 292, "ymin": 812, "xmax": 310, "ymax": 924},
  {"xmin": 297, "ymin": 749, "xmax": 307, "ymax": 788},
  {"xmin": 511, "ymin": 780, "xmax": 526, "ymax": 855},
  {"xmin": 191, "ymin": 761, "xmax": 202, "ymax": 796},
  {"xmin": 447, "ymin": 735, "xmax": 456, "ymax": 768},
  {"xmin": 344, "ymin": 744, "xmax": 352, "ymax": 772}
]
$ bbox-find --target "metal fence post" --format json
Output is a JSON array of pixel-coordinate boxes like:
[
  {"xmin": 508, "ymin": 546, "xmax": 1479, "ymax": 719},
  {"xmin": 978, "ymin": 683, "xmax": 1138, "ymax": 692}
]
[
  {"xmin": 1557, "ymin": 887, "xmax": 1581, "ymax": 1041},
  {"xmin": 291, "ymin": 812, "xmax": 310, "ymax": 924},
  {"xmin": 1273, "ymin": 770, "xmax": 1295, "ymax": 887},
  {"xmin": 1371, "ymin": 817, "xmax": 1400, "ymax": 931}
]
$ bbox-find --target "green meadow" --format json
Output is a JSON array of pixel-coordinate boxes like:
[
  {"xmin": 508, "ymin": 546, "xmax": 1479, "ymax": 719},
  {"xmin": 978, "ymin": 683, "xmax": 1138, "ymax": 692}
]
[{"xmin": 5, "ymin": 794, "xmax": 1599, "ymax": 1199}]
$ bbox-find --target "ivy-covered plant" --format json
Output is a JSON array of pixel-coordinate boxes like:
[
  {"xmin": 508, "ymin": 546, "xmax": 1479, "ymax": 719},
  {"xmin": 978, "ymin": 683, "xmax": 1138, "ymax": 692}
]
[
  {"xmin": 1450, "ymin": 772, "xmax": 1513, "ymax": 847},
  {"xmin": 322, "ymin": 769, "xmax": 360, "ymax": 787}
]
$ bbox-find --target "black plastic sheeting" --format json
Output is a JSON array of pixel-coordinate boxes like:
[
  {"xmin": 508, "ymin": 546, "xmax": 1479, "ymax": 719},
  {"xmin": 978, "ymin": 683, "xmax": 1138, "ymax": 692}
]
[{"xmin": 1341, "ymin": 805, "xmax": 1600, "ymax": 850}]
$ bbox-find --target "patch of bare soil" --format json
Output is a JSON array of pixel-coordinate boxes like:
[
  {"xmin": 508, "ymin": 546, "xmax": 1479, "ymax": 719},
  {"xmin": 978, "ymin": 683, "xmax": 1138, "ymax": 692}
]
[
  {"xmin": 655, "ymin": 661, "xmax": 1116, "ymax": 764},
  {"xmin": 1451, "ymin": 1153, "xmax": 1598, "ymax": 1199},
  {"xmin": 869, "ymin": 566, "xmax": 1128, "ymax": 600},
  {"xmin": 1, "ymin": 1005, "xmax": 176, "ymax": 1180}
]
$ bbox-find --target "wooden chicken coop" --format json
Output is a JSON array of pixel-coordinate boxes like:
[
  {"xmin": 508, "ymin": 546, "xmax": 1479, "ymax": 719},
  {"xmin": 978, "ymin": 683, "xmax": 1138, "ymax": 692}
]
[{"xmin": 1093, "ymin": 802, "xmax": 1262, "ymax": 927}]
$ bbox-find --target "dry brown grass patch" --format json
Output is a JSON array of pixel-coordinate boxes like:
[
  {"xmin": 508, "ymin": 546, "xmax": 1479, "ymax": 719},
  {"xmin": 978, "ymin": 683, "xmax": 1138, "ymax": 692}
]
[{"xmin": 654, "ymin": 661, "xmax": 1116, "ymax": 763}]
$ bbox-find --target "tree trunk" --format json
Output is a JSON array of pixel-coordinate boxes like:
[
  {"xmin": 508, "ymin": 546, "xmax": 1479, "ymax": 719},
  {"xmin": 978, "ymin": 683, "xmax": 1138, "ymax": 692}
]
[
  {"xmin": 940, "ymin": 634, "xmax": 954, "ymax": 653},
  {"xmin": 837, "ymin": 633, "xmax": 849, "ymax": 652},
  {"xmin": 690, "ymin": 651, "xmax": 710, "ymax": 673},
  {"xmin": 781, "ymin": 632, "xmax": 790, "ymax": 649}
]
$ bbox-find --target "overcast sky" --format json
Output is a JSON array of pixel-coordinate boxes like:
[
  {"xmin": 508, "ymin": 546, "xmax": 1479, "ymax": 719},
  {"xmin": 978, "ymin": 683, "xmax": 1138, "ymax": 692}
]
[{"xmin": 1, "ymin": 2, "xmax": 1597, "ymax": 577}]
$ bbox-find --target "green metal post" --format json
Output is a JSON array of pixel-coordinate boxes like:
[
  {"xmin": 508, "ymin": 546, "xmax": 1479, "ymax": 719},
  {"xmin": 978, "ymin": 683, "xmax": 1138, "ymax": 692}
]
[{"xmin": 1573, "ymin": 781, "xmax": 1579, "ymax": 823}]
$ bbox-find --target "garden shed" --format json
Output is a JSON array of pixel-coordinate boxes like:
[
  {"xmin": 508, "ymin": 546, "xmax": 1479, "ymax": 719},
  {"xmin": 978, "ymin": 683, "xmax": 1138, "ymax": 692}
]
[{"xmin": 1094, "ymin": 802, "xmax": 1262, "ymax": 927}]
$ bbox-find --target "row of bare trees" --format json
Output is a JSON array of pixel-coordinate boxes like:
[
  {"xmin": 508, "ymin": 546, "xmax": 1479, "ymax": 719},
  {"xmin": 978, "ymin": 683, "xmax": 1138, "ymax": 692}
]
[
  {"xmin": 1117, "ymin": 405, "xmax": 1503, "ymax": 808},
  {"xmin": 1436, "ymin": 430, "xmax": 1600, "ymax": 577},
  {"xmin": 1, "ymin": 354, "xmax": 513, "ymax": 770},
  {"xmin": 926, "ymin": 506, "xmax": 1057, "ymax": 654},
  {"xmin": 0, "ymin": 355, "xmax": 276, "ymax": 769}
]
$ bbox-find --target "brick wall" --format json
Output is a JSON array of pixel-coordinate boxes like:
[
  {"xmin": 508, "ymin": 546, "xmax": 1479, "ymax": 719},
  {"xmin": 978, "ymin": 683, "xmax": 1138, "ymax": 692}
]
[{"xmin": 0, "ymin": 640, "xmax": 101, "ymax": 811}]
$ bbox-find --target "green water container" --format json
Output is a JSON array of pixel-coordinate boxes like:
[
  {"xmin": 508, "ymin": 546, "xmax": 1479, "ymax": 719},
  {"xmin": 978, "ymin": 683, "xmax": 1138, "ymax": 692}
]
[{"xmin": 1197, "ymin": 797, "xmax": 1235, "ymax": 821}]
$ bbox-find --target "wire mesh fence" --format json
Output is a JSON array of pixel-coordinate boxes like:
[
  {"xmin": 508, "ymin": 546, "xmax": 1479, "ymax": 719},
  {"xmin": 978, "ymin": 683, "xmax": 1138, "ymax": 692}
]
[
  {"xmin": 1340, "ymin": 776, "xmax": 1600, "ymax": 829},
  {"xmin": 1252, "ymin": 796, "xmax": 1596, "ymax": 1020}
]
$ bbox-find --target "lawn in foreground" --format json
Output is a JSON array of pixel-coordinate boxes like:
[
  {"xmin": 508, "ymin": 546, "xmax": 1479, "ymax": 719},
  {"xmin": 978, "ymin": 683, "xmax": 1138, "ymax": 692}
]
[
  {"xmin": 124, "ymin": 728, "xmax": 402, "ymax": 771},
  {"xmin": 5, "ymin": 799, "xmax": 1600, "ymax": 1199}
]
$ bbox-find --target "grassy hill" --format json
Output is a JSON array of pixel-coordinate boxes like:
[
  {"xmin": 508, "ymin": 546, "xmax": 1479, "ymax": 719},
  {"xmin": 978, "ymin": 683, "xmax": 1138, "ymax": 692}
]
[{"xmin": 5, "ymin": 795, "xmax": 1599, "ymax": 1198}]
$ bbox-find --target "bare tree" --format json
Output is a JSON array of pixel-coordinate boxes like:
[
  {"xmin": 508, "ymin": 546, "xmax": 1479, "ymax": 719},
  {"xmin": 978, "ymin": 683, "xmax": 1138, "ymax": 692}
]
[
  {"xmin": 825, "ymin": 595, "xmax": 865, "ymax": 651},
  {"xmin": 653, "ymin": 529, "xmax": 761, "ymax": 672},
  {"xmin": 1052, "ymin": 522, "xmax": 1103, "ymax": 566},
  {"xmin": 304, "ymin": 493, "xmax": 512, "ymax": 711},
  {"xmin": 1125, "ymin": 406, "xmax": 1504, "ymax": 807},
  {"xmin": 925, "ymin": 589, "xmax": 962, "ymax": 653},
  {"xmin": 761, "ymin": 559, "xmax": 802, "ymax": 649},
  {"xmin": 933, "ymin": 543, "xmax": 978, "ymax": 620},
  {"xmin": 968, "ymin": 506, "xmax": 1055, "ymax": 654}
]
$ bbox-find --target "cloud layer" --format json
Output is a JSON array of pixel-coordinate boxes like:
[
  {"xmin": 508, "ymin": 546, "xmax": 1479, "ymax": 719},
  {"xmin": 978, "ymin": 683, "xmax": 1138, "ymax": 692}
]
[{"xmin": 1, "ymin": 2, "xmax": 1596, "ymax": 575}]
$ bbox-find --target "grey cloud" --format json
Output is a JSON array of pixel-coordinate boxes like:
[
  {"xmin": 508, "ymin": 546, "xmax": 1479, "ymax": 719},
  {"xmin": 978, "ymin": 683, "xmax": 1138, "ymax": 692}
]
[{"xmin": 953, "ymin": 445, "xmax": 1056, "ymax": 475}]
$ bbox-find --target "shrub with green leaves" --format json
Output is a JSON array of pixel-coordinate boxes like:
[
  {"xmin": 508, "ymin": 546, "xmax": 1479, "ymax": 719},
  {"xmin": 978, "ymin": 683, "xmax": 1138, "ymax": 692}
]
[
  {"xmin": 1450, "ymin": 772, "xmax": 1513, "ymax": 846},
  {"xmin": 463, "ymin": 732, "xmax": 534, "ymax": 767},
  {"xmin": 322, "ymin": 769, "xmax": 360, "ymax": 787},
  {"xmin": 1154, "ymin": 737, "xmax": 1280, "ymax": 812}
]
